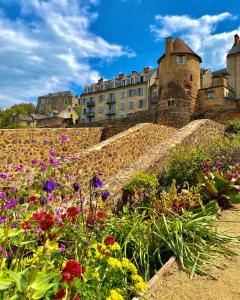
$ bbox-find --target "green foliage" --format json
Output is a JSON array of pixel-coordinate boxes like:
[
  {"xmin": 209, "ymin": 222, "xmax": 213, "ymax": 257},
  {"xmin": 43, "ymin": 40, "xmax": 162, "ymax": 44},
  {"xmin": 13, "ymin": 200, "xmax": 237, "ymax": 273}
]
[
  {"xmin": 225, "ymin": 119, "xmax": 240, "ymax": 134},
  {"xmin": 0, "ymin": 103, "xmax": 35, "ymax": 128},
  {"xmin": 124, "ymin": 173, "xmax": 158, "ymax": 194},
  {"xmin": 160, "ymin": 146, "xmax": 206, "ymax": 187}
]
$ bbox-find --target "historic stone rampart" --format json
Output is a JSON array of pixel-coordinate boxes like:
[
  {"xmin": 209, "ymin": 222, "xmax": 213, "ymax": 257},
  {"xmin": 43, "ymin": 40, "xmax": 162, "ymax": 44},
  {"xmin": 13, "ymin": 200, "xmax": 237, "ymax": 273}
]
[
  {"xmin": 104, "ymin": 119, "xmax": 225, "ymax": 203},
  {"xmin": 0, "ymin": 128, "xmax": 103, "ymax": 174}
]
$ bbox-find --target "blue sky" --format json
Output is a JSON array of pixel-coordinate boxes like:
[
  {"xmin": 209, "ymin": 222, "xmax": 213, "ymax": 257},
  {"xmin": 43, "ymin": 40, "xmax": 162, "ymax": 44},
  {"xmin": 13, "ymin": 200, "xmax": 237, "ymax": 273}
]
[{"xmin": 0, "ymin": 0, "xmax": 239, "ymax": 108}]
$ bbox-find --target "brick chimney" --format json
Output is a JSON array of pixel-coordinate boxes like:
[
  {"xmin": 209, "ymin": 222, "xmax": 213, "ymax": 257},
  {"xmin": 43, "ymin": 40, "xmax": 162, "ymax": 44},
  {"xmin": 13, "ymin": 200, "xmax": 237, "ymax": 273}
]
[
  {"xmin": 143, "ymin": 66, "xmax": 150, "ymax": 73},
  {"xmin": 98, "ymin": 77, "xmax": 104, "ymax": 84},
  {"xmin": 234, "ymin": 34, "xmax": 239, "ymax": 46},
  {"xmin": 166, "ymin": 36, "xmax": 173, "ymax": 54}
]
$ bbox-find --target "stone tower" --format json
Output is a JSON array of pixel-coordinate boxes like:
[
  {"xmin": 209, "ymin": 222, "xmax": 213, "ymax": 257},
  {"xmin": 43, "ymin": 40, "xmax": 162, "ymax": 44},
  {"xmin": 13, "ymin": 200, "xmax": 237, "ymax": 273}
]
[
  {"xmin": 227, "ymin": 34, "xmax": 240, "ymax": 99},
  {"xmin": 156, "ymin": 37, "xmax": 201, "ymax": 126}
]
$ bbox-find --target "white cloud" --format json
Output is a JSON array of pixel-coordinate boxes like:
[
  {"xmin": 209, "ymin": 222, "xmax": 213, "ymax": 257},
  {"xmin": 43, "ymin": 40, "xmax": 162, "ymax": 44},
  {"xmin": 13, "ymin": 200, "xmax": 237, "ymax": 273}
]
[
  {"xmin": 0, "ymin": 0, "xmax": 134, "ymax": 107},
  {"xmin": 150, "ymin": 13, "xmax": 240, "ymax": 70}
]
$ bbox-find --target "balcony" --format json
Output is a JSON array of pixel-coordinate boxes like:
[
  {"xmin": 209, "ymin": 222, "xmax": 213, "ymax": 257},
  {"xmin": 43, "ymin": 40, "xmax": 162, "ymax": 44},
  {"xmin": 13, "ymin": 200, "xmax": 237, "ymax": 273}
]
[
  {"xmin": 106, "ymin": 98, "xmax": 116, "ymax": 104},
  {"xmin": 106, "ymin": 110, "xmax": 116, "ymax": 116},
  {"xmin": 86, "ymin": 111, "xmax": 95, "ymax": 117},
  {"xmin": 86, "ymin": 101, "xmax": 95, "ymax": 107}
]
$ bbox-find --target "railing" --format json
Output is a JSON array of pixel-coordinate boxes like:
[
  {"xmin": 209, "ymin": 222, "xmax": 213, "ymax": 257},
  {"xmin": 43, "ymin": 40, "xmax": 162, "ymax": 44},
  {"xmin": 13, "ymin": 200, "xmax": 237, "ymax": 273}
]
[
  {"xmin": 86, "ymin": 101, "xmax": 95, "ymax": 107},
  {"xmin": 86, "ymin": 111, "xmax": 95, "ymax": 117}
]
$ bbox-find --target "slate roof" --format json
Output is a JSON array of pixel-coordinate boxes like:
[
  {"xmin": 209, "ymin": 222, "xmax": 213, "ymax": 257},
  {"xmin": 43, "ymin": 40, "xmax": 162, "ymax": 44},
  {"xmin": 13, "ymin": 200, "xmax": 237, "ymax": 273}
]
[{"xmin": 212, "ymin": 68, "xmax": 228, "ymax": 77}]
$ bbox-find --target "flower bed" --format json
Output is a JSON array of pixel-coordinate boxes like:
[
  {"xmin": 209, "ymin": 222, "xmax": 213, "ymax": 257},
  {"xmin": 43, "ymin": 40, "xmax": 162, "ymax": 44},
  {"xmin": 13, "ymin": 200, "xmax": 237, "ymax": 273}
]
[{"xmin": 0, "ymin": 135, "xmax": 239, "ymax": 300}]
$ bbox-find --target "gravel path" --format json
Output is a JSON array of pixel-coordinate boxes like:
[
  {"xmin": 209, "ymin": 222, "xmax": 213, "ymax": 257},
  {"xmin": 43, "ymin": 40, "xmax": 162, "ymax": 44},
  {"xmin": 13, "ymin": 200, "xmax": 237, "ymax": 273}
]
[{"xmin": 144, "ymin": 205, "xmax": 240, "ymax": 300}]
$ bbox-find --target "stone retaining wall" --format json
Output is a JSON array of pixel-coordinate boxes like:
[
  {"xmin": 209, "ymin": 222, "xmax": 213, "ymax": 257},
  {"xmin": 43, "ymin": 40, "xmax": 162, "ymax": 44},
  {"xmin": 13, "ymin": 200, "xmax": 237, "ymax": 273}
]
[
  {"xmin": 0, "ymin": 128, "xmax": 103, "ymax": 174},
  {"xmin": 104, "ymin": 119, "xmax": 225, "ymax": 203},
  {"xmin": 67, "ymin": 123, "xmax": 176, "ymax": 187}
]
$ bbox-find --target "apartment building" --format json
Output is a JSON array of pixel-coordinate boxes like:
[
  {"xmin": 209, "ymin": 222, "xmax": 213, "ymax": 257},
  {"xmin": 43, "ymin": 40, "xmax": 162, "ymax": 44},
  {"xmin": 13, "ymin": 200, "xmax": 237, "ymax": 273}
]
[
  {"xmin": 79, "ymin": 67, "xmax": 158, "ymax": 124},
  {"xmin": 36, "ymin": 91, "xmax": 79, "ymax": 114}
]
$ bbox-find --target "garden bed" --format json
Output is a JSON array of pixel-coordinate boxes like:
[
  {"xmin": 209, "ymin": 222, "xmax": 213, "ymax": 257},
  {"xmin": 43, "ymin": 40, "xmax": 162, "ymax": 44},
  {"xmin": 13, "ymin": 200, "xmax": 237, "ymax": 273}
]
[{"xmin": 142, "ymin": 205, "xmax": 240, "ymax": 300}]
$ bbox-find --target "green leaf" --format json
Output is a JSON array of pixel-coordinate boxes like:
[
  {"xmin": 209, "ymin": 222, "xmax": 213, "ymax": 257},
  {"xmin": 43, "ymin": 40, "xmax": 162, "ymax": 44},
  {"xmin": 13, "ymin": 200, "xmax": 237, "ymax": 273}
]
[
  {"xmin": 31, "ymin": 283, "xmax": 55, "ymax": 299},
  {"xmin": 6, "ymin": 269, "xmax": 29, "ymax": 293},
  {"xmin": 0, "ymin": 278, "xmax": 14, "ymax": 290},
  {"xmin": 226, "ymin": 189, "xmax": 240, "ymax": 204},
  {"xmin": 31, "ymin": 271, "xmax": 59, "ymax": 291}
]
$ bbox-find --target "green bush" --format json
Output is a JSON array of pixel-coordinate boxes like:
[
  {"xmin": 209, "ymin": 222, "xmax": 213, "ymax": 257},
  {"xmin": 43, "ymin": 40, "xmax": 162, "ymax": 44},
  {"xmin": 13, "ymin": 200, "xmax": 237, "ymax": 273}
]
[
  {"xmin": 160, "ymin": 135, "xmax": 240, "ymax": 188},
  {"xmin": 225, "ymin": 119, "xmax": 240, "ymax": 134}
]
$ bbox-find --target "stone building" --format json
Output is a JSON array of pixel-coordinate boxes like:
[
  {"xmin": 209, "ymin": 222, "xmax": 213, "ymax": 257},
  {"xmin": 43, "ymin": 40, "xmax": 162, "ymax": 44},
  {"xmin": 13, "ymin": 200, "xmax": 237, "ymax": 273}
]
[
  {"xmin": 36, "ymin": 91, "xmax": 80, "ymax": 115},
  {"xmin": 79, "ymin": 68, "xmax": 158, "ymax": 124},
  {"xmin": 79, "ymin": 34, "xmax": 240, "ymax": 127}
]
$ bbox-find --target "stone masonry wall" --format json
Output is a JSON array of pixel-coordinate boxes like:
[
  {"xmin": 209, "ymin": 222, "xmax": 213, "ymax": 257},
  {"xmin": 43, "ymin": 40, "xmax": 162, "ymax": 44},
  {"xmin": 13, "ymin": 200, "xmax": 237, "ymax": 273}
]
[
  {"xmin": 69, "ymin": 123, "xmax": 176, "ymax": 187},
  {"xmin": 103, "ymin": 119, "xmax": 224, "ymax": 204},
  {"xmin": 0, "ymin": 128, "xmax": 103, "ymax": 174}
]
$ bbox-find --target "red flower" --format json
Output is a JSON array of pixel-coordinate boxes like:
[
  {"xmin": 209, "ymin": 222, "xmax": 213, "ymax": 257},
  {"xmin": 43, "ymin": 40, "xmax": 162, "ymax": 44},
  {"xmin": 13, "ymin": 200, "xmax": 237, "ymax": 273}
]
[
  {"xmin": 22, "ymin": 221, "xmax": 31, "ymax": 231},
  {"xmin": 104, "ymin": 250, "xmax": 110, "ymax": 257},
  {"xmin": 33, "ymin": 211, "xmax": 55, "ymax": 231},
  {"xmin": 96, "ymin": 210, "xmax": 106, "ymax": 219},
  {"xmin": 61, "ymin": 260, "xmax": 83, "ymax": 283},
  {"xmin": 26, "ymin": 196, "xmax": 38, "ymax": 203},
  {"xmin": 74, "ymin": 298, "xmax": 81, "ymax": 300},
  {"xmin": 104, "ymin": 235, "xmax": 115, "ymax": 246},
  {"xmin": 67, "ymin": 207, "xmax": 79, "ymax": 224},
  {"xmin": 55, "ymin": 288, "xmax": 66, "ymax": 299}
]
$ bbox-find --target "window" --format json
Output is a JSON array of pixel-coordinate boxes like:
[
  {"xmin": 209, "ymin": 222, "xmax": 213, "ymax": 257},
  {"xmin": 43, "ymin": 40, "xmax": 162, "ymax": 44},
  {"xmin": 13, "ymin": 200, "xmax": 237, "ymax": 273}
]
[
  {"xmin": 64, "ymin": 98, "xmax": 68, "ymax": 105},
  {"xmin": 136, "ymin": 87, "xmax": 144, "ymax": 96},
  {"xmin": 207, "ymin": 92, "xmax": 214, "ymax": 99},
  {"xmin": 135, "ymin": 77, "xmax": 140, "ymax": 83},
  {"xmin": 120, "ymin": 103, "xmax": 125, "ymax": 111},
  {"xmin": 128, "ymin": 89, "xmax": 135, "ymax": 97},
  {"xmin": 121, "ymin": 80, "xmax": 125, "ymax": 86},
  {"xmin": 99, "ymin": 95, "xmax": 104, "ymax": 102},
  {"xmin": 177, "ymin": 55, "xmax": 186, "ymax": 64},
  {"xmin": 98, "ymin": 106, "xmax": 104, "ymax": 113},
  {"xmin": 121, "ymin": 91, "xmax": 125, "ymax": 99},
  {"xmin": 140, "ymin": 76, "xmax": 144, "ymax": 83},
  {"xmin": 48, "ymin": 98, "xmax": 51, "ymax": 105},
  {"xmin": 168, "ymin": 99, "xmax": 175, "ymax": 107},
  {"xmin": 138, "ymin": 99, "xmax": 146, "ymax": 108},
  {"xmin": 128, "ymin": 102, "xmax": 133, "ymax": 109},
  {"xmin": 82, "ymin": 98, "xmax": 86, "ymax": 105},
  {"xmin": 190, "ymin": 74, "xmax": 193, "ymax": 81},
  {"xmin": 110, "ymin": 93, "xmax": 115, "ymax": 101},
  {"xmin": 110, "ymin": 82, "xmax": 115, "ymax": 89},
  {"xmin": 131, "ymin": 77, "xmax": 135, "ymax": 84}
]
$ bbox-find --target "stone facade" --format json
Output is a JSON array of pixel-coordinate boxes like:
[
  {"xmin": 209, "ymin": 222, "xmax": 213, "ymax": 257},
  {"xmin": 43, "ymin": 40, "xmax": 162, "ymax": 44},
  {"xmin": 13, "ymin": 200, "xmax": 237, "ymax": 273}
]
[
  {"xmin": 0, "ymin": 128, "xmax": 102, "ymax": 175},
  {"xmin": 79, "ymin": 68, "xmax": 156, "ymax": 124},
  {"xmin": 78, "ymin": 34, "xmax": 240, "ymax": 128}
]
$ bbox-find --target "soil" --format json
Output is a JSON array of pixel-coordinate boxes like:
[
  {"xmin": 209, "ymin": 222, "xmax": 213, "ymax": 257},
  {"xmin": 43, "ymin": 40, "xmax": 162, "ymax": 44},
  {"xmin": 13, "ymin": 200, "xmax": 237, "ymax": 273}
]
[{"xmin": 144, "ymin": 205, "xmax": 240, "ymax": 300}]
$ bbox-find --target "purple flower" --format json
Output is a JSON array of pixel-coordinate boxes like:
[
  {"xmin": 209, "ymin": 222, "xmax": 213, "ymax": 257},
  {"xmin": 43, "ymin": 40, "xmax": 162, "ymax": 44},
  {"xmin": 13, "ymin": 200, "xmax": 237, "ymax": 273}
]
[
  {"xmin": 0, "ymin": 248, "xmax": 2, "ymax": 253},
  {"xmin": 0, "ymin": 192, "xmax": 7, "ymax": 199},
  {"xmin": 15, "ymin": 166, "xmax": 23, "ymax": 172},
  {"xmin": 0, "ymin": 216, "xmax": 8, "ymax": 223},
  {"xmin": 5, "ymin": 252, "xmax": 11, "ymax": 259},
  {"xmin": 40, "ymin": 197, "xmax": 47, "ymax": 206},
  {"xmin": 73, "ymin": 182, "xmax": 80, "ymax": 192},
  {"xmin": 61, "ymin": 153, "xmax": 67, "ymax": 159},
  {"xmin": 43, "ymin": 180, "xmax": 60, "ymax": 193},
  {"xmin": 0, "ymin": 173, "xmax": 8, "ymax": 180},
  {"xmin": 101, "ymin": 190, "xmax": 109, "ymax": 201},
  {"xmin": 60, "ymin": 135, "xmax": 69, "ymax": 143},
  {"xmin": 31, "ymin": 159, "xmax": 38, "ymax": 165},
  {"xmin": 5, "ymin": 199, "xmax": 18, "ymax": 209},
  {"xmin": 39, "ymin": 162, "xmax": 46, "ymax": 172},
  {"xmin": 10, "ymin": 187, "xmax": 17, "ymax": 192},
  {"xmin": 58, "ymin": 244, "xmax": 65, "ymax": 253},
  {"xmin": 92, "ymin": 176, "xmax": 104, "ymax": 188},
  {"xmin": 50, "ymin": 149, "xmax": 56, "ymax": 157},
  {"xmin": 50, "ymin": 157, "xmax": 60, "ymax": 166},
  {"xmin": 48, "ymin": 194, "xmax": 55, "ymax": 201},
  {"xmin": 215, "ymin": 160, "xmax": 223, "ymax": 169}
]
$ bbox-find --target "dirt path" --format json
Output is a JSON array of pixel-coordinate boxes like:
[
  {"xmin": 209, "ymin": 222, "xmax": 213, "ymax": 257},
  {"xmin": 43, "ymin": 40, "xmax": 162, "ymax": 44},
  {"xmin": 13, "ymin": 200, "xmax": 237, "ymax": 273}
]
[{"xmin": 144, "ymin": 205, "xmax": 240, "ymax": 300}]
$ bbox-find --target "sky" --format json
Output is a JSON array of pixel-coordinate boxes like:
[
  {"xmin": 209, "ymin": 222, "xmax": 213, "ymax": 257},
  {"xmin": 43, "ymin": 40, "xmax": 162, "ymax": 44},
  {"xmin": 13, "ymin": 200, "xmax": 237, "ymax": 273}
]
[{"xmin": 0, "ymin": 0, "xmax": 240, "ymax": 108}]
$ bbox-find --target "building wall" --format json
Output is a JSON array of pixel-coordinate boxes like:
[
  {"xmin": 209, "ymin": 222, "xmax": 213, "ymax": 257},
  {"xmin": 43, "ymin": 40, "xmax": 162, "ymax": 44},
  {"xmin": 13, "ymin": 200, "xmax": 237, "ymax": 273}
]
[
  {"xmin": 227, "ymin": 54, "xmax": 240, "ymax": 99},
  {"xmin": 80, "ymin": 82, "xmax": 149, "ymax": 124},
  {"xmin": 200, "ymin": 70, "xmax": 212, "ymax": 88},
  {"xmin": 37, "ymin": 95, "xmax": 79, "ymax": 114},
  {"xmin": 57, "ymin": 106, "xmax": 79, "ymax": 124},
  {"xmin": 0, "ymin": 128, "xmax": 103, "ymax": 176}
]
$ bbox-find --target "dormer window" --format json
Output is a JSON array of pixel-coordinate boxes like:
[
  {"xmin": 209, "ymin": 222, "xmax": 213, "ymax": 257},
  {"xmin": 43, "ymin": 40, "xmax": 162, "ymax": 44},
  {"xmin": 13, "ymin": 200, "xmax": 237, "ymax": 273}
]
[
  {"xmin": 122, "ymin": 80, "xmax": 125, "ymax": 86},
  {"xmin": 177, "ymin": 55, "xmax": 186, "ymax": 64},
  {"xmin": 131, "ymin": 77, "xmax": 135, "ymax": 84},
  {"xmin": 110, "ymin": 82, "xmax": 115, "ymax": 89}
]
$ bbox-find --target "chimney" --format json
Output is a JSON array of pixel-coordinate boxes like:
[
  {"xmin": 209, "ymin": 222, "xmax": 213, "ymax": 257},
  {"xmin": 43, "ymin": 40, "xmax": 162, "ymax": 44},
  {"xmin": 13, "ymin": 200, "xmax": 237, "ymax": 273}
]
[
  {"xmin": 234, "ymin": 34, "xmax": 239, "ymax": 46},
  {"xmin": 143, "ymin": 67, "xmax": 150, "ymax": 73},
  {"xmin": 98, "ymin": 77, "xmax": 104, "ymax": 84},
  {"xmin": 166, "ymin": 36, "xmax": 173, "ymax": 54}
]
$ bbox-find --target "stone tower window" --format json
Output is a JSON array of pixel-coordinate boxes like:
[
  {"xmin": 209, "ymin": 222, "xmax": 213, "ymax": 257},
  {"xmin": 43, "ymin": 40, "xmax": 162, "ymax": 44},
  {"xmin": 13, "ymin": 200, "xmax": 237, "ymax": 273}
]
[
  {"xmin": 190, "ymin": 75, "xmax": 193, "ymax": 81},
  {"xmin": 177, "ymin": 55, "xmax": 186, "ymax": 64},
  {"xmin": 207, "ymin": 92, "xmax": 214, "ymax": 99},
  {"xmin": 168, "ymin": 99, "xmax": 175, "ymax": 107}
]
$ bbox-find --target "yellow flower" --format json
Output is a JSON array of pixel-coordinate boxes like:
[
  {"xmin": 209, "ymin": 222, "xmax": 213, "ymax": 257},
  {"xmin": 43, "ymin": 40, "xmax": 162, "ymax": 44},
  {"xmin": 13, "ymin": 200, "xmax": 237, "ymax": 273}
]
[
  {"xmin": 110, "ymin": 242, "xmax": 121, "ymax": 251},
  {"xmin": 135, "ymin": 281, "xmax": 147, "ymax": 291},
  {"xmin": 121, "ymin": 258, "xmax": 137, "ymax": 274},
  {"xmin": 107, "ymin": 257, "xmax": 122, "ymax": 269},
  {"xmin": 93, "ymin": 271, "xmax": 100, "ymax": 282},
  {"xmin": 106, "ymin": 289, "xmax": 124, "ymax": 300},
  {"xmin": 131, "ymin": 274, "xmax": 144, "ymax": 282}
]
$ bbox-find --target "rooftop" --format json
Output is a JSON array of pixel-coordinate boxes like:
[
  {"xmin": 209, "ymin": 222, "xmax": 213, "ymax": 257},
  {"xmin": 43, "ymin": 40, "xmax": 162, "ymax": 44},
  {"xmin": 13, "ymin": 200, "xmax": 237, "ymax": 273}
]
[{"xmin": 228, "ymin": 34, "xmax": 240, "ymax": 56}]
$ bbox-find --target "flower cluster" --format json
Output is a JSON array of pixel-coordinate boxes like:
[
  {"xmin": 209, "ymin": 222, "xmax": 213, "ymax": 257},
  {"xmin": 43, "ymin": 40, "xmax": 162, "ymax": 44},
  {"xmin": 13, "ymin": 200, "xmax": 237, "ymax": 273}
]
[
  {"xmin": 61, "ymin": 260, "xmax": 83, "ymax": 283},
  {"xmin": 33, "ymin": 211, "xmax": 55, "ymax": 231}
]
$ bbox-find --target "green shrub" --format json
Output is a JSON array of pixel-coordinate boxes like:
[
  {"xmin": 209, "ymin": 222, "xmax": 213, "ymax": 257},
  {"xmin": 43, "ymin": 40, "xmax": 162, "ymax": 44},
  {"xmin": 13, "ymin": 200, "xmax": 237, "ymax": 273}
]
[{"xmin": 225, "ymin": 119, "xmax": 240, "ymax": 134}]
